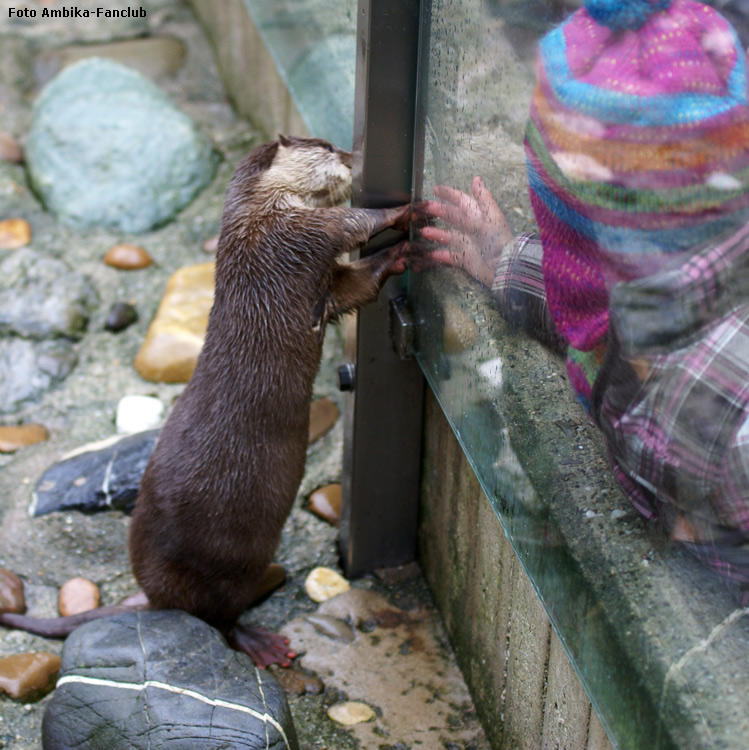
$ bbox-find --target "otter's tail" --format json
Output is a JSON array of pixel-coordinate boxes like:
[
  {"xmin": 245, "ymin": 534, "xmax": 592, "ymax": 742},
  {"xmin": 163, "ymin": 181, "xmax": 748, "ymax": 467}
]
[{"xmin": 0, "ymin": 603, "xmax": 144, "ymax": 638}]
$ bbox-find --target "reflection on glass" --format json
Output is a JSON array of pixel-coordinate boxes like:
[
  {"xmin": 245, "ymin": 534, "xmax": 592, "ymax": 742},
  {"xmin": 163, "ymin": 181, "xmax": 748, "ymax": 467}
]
[
  {"xmin": 242, "ymin": 0, "xmax": 356, "ymax": 148},
  {"xmin": 410, "ymin": 0, "xmax": 749, "ymax": 747}
]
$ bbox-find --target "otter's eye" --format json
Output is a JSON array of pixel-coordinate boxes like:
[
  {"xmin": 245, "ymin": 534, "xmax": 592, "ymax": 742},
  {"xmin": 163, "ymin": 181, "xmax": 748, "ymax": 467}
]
[{"xmin": 324, "ymin": 144, "xmax": 335, "ymax": 153}]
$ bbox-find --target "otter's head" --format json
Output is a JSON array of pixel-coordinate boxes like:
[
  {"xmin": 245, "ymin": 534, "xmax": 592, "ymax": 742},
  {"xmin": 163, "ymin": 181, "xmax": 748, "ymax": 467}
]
[{"xmin": 263, "ymin": 135, "xmax": 352, "ymax": 208}]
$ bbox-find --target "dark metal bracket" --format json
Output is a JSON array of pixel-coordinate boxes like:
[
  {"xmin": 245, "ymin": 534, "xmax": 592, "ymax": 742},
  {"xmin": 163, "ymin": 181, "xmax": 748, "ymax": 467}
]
[{"xmin": 390, "ymin": 295, "xmax": 417, "ymax": 361}]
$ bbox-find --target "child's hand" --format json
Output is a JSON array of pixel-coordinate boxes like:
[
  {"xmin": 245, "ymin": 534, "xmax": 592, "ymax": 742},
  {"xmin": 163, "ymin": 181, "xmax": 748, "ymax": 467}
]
[{"xmin": 419, "ymin": 176, "xmax": 513, "ymax": 287}]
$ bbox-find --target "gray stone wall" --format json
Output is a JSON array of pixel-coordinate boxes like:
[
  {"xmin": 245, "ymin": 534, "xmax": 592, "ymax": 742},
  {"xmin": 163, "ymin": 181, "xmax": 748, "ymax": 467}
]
[
  {"xmin": 188, "ymin": 0, "xmax": 308, "ymax": 139},
  {"xmin": 419, "ymin": 389, "xmax": 613, "ymax": 750}
]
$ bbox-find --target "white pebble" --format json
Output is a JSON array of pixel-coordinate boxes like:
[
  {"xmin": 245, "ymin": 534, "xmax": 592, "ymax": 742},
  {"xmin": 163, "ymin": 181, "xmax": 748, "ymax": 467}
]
[
  {"xmin": 327, "ymin": 701, "xmax": 375, "ymax": 726},
  {"xmin": 116, "ymin": 395, "xmax": 164, "ymax": 433},
  {"xmin": 304, "ymin": 567, "xmax": 350, "ymax": 603},
  {"xmin": 610, "ymin": 509, "xmax": 627, "ymax": 520}
]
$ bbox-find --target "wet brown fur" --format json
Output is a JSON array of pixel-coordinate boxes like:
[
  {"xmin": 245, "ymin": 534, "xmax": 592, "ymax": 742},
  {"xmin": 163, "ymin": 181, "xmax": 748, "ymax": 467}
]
[
  {"xmin": 129, "ymin": 135, "xmax": 409, "ymax": 635},
  {"xmin": 0, "ymin": 136, "xmax": 409, "ymax": 652}
]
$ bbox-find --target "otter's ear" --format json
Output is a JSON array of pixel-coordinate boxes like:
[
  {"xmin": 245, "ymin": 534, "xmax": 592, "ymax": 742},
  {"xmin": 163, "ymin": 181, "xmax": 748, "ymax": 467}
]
[{"xmin": 278, "ymin": 134, "xmax": 292, "ymax": 148}]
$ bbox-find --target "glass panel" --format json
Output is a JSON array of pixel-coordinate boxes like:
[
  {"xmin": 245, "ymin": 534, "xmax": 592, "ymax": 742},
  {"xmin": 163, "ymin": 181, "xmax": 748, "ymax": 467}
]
[
  {"xmin": 410, "ymin": 0, "xmax": 749, "ymax": 748},
  {"xmin": 241, "ymin": 0, "xmax": 356, "ymax": 148}
]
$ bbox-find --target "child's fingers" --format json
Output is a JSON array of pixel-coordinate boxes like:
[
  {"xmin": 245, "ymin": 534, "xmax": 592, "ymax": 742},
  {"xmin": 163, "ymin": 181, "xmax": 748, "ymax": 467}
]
[
  {"xmin": 420, "ymin": 199, "xmax": 450, "ymax": 221},
  {"xmin": 419, "ymin": 226, "xmax": 478, "ymax": 260},
  {"xmin": 421, "ymin": 199, "xmax": 472, "ymax": 231},
  {"xmin": 421, "ymin": 248, "xmax": 455, "ymax": 266},
  {"xmin": 438, "ymin": 187, "xmax": 480, "ymax": 217},
  {"xmin": 419, "ymin": 224, "xmax": 453, "ymax": 245},
  {"xmin": 472, "ymin": 176, "xmax": 504, "ymax": 221},
  {"xmin": 433, "ymin": 184, "xmax": 472, "ymax": 206},
  {"xmin": 421, "ymin": 245, "xmax": 480, "ymax": 276},
  {"xmin": 472, "ymin": 176, "xmax": 497, "ymax": 213},
  {"xmin": 432, "ymin": 185, "xmax": 483, "ymax": 228},
  {"xmin": 471, "ymin": 176, "xmax": 514, "ymax": 246}
]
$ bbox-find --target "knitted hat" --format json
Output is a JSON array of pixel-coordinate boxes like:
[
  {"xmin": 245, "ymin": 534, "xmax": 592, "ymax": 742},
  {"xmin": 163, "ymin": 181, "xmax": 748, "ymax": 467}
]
[{"xmin": 525, "ymin": 0, "xmax": 749, "ymax": 360}]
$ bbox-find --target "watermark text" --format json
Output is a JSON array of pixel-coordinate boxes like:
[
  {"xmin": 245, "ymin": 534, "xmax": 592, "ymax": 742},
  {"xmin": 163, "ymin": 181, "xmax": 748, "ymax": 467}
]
[{"xmin": 9, "ymin": 7, "xmax": 147, "ymax": 19}]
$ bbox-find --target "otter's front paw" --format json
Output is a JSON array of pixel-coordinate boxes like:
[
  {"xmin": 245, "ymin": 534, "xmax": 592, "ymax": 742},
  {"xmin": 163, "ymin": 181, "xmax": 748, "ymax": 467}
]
[
  {"xmin": 391, "ymin": 204, "xmax": 412, "ymax": 233},
  {"xmin": 384, "ymin": 240, "xmax": 410, "ymax": 276}
]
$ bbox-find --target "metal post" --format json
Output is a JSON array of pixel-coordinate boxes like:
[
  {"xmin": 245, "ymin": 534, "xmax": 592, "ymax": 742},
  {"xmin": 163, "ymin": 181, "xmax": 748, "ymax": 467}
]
[{"xmin": 339, "ymin": 0, "xmax": 424, "ymax": 578}]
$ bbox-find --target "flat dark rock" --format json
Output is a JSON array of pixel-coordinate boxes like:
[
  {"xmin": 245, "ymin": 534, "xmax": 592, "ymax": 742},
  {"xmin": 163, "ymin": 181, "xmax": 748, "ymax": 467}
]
[
  {"xmin": 31, "ymin": 429, "xmax": 160, "ymax": 516},
  {"xmin": 42, "ymin": 610, "xmax": 298, "ymax": 749}
]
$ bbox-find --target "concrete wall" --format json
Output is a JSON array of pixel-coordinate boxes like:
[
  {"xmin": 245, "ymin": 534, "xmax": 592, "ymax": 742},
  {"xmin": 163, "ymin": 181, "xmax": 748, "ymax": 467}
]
[
  {"xmin": 419, "ymin": 389, "xmax": 613, "ymax": 750},
  {"xmin": 188, "ymin": 0, "xmax": 308, "ymax": 139}
]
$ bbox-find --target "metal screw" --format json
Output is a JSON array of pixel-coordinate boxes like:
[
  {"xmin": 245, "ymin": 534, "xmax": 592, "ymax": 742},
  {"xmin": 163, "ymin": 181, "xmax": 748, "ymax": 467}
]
[{"xmin": 337, "ymin": 363, "xmax": 356, "ymax": 392}]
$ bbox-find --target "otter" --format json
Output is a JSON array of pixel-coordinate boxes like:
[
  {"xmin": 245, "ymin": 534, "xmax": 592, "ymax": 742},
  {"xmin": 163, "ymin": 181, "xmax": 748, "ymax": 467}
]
[{"xmin": 0, "ymin": 135, "xmax": 410, "ymax": 667}]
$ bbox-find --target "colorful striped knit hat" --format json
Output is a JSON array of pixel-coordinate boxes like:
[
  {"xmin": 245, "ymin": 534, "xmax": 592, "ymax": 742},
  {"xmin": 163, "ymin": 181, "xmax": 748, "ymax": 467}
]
[{"xmin": 525, "ymin": 0, "xmax": 749, "ymax": 406}]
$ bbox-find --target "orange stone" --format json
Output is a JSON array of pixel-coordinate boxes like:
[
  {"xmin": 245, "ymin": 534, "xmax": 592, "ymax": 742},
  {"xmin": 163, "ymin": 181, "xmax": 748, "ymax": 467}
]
[
  {"xmin": 0, "ymin": 569, "xmax": 25, "ymax": 615},
  {"xmin": 308, "ymin": 484, "xmax": 341, "ymax": 526},
  {"xmin": 0, "ymin": 424, "xmax": 49, "ymax": 453},
  {"xmin": 309, "ymin": 398, "xmax": 340, "ymax": 443},
  {"xmin": 134, "ymin": 263, "xmax": 215, "ymax": 383},
  {"xmin": 58, "ymin": 577, "xmax": 101, "ymax": 617},
  {"xmin": 103, "ymin": 243, "xmax": 153, "ymax": 270},
  {"xmin": 0, "ymin": 652, "xmax": 61, "ymax": 700},
  {"xmin": 0, "ymin": 218, "xmax": 31, "ymax": 250}
]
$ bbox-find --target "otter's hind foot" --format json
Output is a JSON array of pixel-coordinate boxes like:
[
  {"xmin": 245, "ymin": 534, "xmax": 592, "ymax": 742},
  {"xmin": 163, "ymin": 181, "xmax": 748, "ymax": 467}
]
[{"xmin": 229, "ymin": 624, "xmax": 296, "ymax": 669}]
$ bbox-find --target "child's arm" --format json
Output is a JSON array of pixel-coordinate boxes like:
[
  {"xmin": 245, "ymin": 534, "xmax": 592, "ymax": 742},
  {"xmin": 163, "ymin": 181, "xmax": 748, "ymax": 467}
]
[{"xmin": 491, "ymin": 232, "xmax": 566, "ymax": 355}]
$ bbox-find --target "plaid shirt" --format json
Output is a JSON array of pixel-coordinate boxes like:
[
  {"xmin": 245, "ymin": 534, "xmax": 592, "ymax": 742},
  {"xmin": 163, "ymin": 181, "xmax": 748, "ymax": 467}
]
[
  {"xmin": 493, "ymin": 224, "xmax": 749, "ymax": 599},
  {"xmin": 491, "ymin": 232, "xmax": 566, "ymax": 355}
]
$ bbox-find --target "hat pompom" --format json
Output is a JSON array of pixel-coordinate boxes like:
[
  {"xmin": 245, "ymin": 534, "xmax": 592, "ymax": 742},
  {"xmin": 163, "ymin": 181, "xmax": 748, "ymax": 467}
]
[{"xmin": 584, "ymin": 0, "xmax": 672, "ymax": 30}]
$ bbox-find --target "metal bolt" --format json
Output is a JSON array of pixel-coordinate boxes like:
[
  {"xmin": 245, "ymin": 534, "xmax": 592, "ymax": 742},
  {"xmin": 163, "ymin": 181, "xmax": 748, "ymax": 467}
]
[{"xmin": 337, "ymin": 363, "xmax": 356, "ymax": 392}]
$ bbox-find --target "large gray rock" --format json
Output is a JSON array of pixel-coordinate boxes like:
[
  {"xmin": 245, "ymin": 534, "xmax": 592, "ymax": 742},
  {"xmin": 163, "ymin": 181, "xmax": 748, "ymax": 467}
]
[
  {"xmin": 26, "ymin": 58, "xmax": 220, "ymax": 233},
  {"xmin": 0, "ymin": 337, "xmax": 77, "ymax": 413},
  {"xmin": 42, "ymin": 610, "xmax": 299, "ymax": 750},
  {"xmin": 0, "ymin": 248, "xmax": 95, "ymax": 412},
  {"xmin": 0, "ymin": 248, "xmax": 98, "ymax": 340}
]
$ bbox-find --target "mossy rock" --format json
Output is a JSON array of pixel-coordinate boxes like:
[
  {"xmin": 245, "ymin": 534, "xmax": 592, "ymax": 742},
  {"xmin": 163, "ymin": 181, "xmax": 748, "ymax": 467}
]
[{"xmin": 26, "ymin": 58, "xmax": 220, "ymax": 233}]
